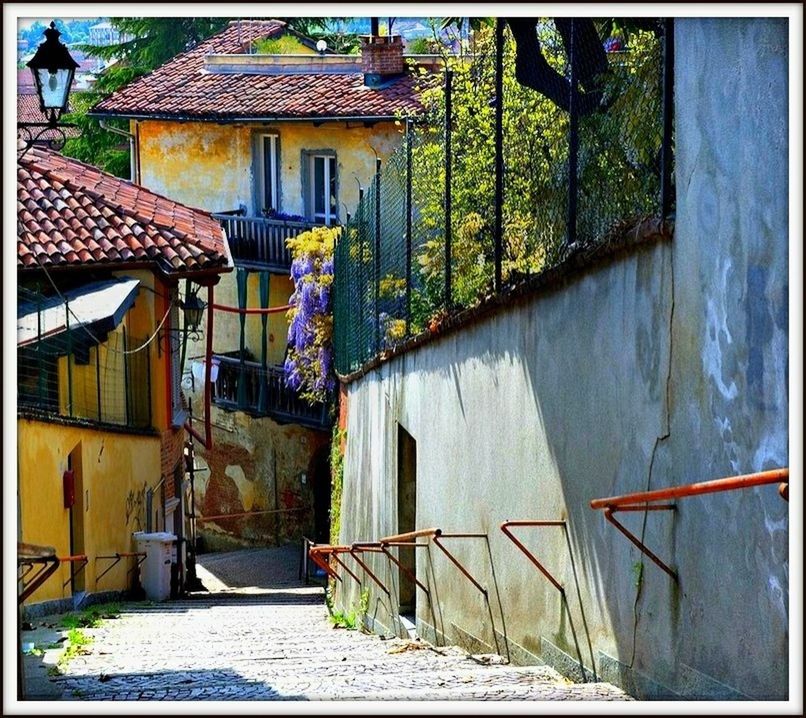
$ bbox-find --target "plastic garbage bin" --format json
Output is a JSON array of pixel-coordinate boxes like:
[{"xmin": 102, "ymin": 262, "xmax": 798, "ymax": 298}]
[{"xmin": 133, "ymin": 532, "xmax": 176, "ymax": 601}]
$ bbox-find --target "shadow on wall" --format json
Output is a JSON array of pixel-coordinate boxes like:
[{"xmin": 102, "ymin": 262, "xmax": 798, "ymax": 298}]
[{"xmin": 349, "ymin": 236, "xmax": 787, "ymax": 699}]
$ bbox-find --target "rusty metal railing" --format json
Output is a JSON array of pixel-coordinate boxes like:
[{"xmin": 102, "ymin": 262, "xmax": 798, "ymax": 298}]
[
  {"xmin": 378, "ymin": 528, "xmax": 491, "ymax": 599},
  {"xmin": 590, "ymin": 468, "xmax": 789, "ymax": 581},
  {"xmin": 18, "ymin": 543, "xmax": 60, "ymax": 604},
  {"xmin": 59, "ymin": 554, "xmax": 89, "ymax": 590},
  {"xmin": 95, "ymin": 552, "xmax": 146, "ymax": 588},
  {"xmin": 500, "ymin": 520, "xmax": 567, "ymax": 594},
  {"xmin": 500, "ymin": 519, "xmax": 593, "ymax": 681}
]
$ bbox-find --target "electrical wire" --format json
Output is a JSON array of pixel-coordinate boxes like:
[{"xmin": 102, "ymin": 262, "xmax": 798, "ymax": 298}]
[{"xmin": 25, "ymin": 252, "xmax": 175, "ymax": 355}]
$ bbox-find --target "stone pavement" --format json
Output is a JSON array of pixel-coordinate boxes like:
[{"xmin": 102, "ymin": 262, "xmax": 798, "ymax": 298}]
[{"xmin": 51, "ymin": 546, "xmax": 631, "ymax": 702}]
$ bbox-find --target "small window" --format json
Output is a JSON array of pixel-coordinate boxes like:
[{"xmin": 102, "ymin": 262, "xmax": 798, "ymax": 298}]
[
  {"xmin": 306, "ymin": 153, "xmax": 338, "ymax": 225},
  {"xmin": 255, "ymin": 133, "xmax": 279, "ymax": 216}
]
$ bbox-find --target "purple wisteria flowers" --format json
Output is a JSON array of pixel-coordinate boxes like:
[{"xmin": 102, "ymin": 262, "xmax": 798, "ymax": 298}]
[{"xmin": 284, "ymin": 226, "xmax": 339, "ymax": 402}]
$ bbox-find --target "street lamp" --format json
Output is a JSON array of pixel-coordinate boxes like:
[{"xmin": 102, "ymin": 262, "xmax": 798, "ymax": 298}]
[
  {"xmin": 27, "ymin": 22, "xmax": 79, "ymax": 123},
  {"xmin": 180, "ymin": 290, "xmax": 207, "ymax": 334},
  {"xmin": 18, "ymin": 21, "xmax": 79, "ymax": 156}
]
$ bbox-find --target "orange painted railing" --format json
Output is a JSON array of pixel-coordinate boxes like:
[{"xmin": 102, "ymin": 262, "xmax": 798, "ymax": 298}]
[
  {"xmin": 500, "ymin": 520, "xmax": 567, "ymax": 594},
  {"xmin": 590, "ymin": 468, "xmax": 789, "ymax": 580},
  {"xmin": 379, "ymin": 528, "xmax": 490, "ymax": 598}
]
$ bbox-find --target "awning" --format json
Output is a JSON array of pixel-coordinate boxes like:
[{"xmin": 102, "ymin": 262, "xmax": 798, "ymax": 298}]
[{"xmin": 17, "ymin": 278, "xmax": 141, "ymax": 359}]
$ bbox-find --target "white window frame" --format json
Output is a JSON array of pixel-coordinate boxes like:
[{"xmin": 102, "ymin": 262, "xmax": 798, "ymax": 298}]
[
  {"xmin": 308, "ymin": 153, "xmax": 338, "ymax": 226},
  {"xmin": 255, "ymin": 133, "xmax": 279, "ymax": 216}
]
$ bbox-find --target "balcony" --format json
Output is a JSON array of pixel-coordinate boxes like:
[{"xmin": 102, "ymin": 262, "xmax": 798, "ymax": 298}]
[
  {"xmin": 213, "ymin": 212, "xmax": 320, "ymax": 272},
  {"xmin": 211, "ymin": 354, "xmax": 331, "ymax": 431}
]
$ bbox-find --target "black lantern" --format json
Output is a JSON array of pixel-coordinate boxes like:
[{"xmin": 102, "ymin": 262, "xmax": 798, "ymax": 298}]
[
  {"xmin": 181, "ymin": 290, "xmax": 207, "ymax": 332},
  {"xmin": 26, "ymin": 22, "xmax": 79, "ymax": 124}
]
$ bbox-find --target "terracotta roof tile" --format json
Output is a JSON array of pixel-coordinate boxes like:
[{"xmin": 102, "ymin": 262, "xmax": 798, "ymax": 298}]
[
  {"xmin": 18, "ymin": 91, "xmax": 84, "ymax": 140},
  {"xmin": 94, "ymin": 20, "xmax": 424, "ymax": 121},
  {"xmin": 18, "ymin": 146, "xmax": 231, "ymax": 276}
]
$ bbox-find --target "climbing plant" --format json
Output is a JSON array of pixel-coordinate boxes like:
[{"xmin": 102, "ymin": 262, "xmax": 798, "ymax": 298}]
[{"xmin": 284, "ymin": 226, "xmax": 339, "ymax": 403}]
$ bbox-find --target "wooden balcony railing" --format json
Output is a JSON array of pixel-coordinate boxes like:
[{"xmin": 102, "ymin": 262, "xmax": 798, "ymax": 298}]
[
  {"xmin": 213, "ymin": 213, "xmax": 321, "ymax": 271},
  {"xmin": 211, "ymin": 354, "xmax": 331, "ymax": 430}
]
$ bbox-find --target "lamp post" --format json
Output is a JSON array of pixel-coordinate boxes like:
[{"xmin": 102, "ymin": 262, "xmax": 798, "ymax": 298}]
[{"xmin": 18, "ymin": 21, "xmax": 79, "ymax": 156}]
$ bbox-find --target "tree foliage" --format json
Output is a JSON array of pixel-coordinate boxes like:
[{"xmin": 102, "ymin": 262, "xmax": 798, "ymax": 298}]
[{"xmin": 400, "ymin": 21, "xmax": 663, "ymax": 321}]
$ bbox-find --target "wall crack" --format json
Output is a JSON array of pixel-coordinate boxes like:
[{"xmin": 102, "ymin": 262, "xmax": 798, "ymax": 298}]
[{"xmin": 630, "ymin": 242, "xmax": 675, "ymax": 669}]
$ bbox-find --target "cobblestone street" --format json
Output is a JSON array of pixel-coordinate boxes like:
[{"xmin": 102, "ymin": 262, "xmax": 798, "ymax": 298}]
[{"xmin": 53, "ymin": 547, "xmax": 631, "ymax": 702}]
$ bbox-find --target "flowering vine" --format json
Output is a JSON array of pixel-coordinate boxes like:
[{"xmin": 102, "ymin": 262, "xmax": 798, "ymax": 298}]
[{"xmin": 284, "ymin": 226, "xmax": 338, "ymax": 403}]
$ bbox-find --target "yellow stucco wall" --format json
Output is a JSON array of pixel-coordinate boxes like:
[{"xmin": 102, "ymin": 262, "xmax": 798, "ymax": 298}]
[
  {"xmin": 18, "ymin": 419, "xmax": 161, "ymax": 604},
  {"xmin": 52, "ymin": 270, "xmax": 174, "ymax": 431},
  {"xmin": 138, "ymin": 118, "xmax": 401, "ymax": 363},
  {"xmin": 137, "ymin": 119, "xmax": 404, "ymax": 219}
]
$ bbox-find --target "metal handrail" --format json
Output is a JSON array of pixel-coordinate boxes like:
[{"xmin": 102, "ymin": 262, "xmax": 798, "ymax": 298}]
[
  {"xmin": 590, "ymin": 468, "xmax": 789, "ymax": 581},
  {"xmin": 500, "ymin": 520, "xmax": 567, "ymax": 594},
  {"xmin": 95, "ymin": 551, "xmax": 147, "ymax": 588},
  {"xmin": 59, "ymin": 554, "xmax": 89, "ymax": 590},
  {"xmin": 18, "ymin": 543, "xmax": 60, "ymax": 604},
  {"xmin": 590, "ymin": 468, "xmax": 788, "ymax": 509},
  {"xmin": 378, "ymin": 528, "xmax": 489, "ymax": 598}
]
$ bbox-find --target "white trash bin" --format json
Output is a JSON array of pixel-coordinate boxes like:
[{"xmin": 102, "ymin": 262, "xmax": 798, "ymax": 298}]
[{"xmin": 133, "ymin": 531, "xmax": 176, "ymax": 602}]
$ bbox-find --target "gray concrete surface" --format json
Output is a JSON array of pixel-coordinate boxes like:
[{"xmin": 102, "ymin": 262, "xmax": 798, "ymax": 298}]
[
  {"xmin": 43, "ymin": 547, "xmax": 630, "ymax": 701},
  {"xmin": 337, "ymin": 18, "xmax": 788, "ymax": 700}
]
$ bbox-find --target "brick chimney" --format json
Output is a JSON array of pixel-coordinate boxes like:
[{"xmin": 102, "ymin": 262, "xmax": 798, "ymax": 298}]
[{"xmin": 361, "ymin": 35, "xmax": 404, "ymax": 87}]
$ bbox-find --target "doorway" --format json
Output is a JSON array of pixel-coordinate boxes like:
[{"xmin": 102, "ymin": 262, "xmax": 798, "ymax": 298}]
[
  {"xmin": 397, "ymin": 425, "xmax": 417, "ymax": 619},
  {"xmin": 311, "ymin": 447, "xmax": 331, "ymax": 544},
  {"xmin": 67, "ymin": 444, "xmax": 85, "ymax": 595}
]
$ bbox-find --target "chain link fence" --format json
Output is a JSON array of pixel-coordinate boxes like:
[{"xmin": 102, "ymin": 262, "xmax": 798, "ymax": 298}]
[{"xmin": 335, "ymin": 18, "xmax": 672, "ymax": 375}]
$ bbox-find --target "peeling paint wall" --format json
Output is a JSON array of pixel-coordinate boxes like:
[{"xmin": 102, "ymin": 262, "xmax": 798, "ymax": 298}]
[
  {"xmin": 189, "ymin": 406, "xmax": 329, "ymax": 550},
  {"xmin": 138, "ymin": 119, "xmax": 403, "ymax": 217},
  {"xmin": 337, "ymin": 19, "xmax": 788, "ymax": 699}
]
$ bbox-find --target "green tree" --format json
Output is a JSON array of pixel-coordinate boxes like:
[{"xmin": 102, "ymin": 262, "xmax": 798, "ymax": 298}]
[
  {"xmin": 403, "ymin": 21, "xmax": 662, "ymax": 320},
  {"xmin": 62, "ymin": 18, "xmax": 231, "ymax": 176}
]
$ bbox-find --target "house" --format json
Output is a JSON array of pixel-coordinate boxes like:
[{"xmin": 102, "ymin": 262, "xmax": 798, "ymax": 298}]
[
  {"xmin": 17, "ymin": 145, "xmax": 231, "ymax": 612},
  {"xmin": 90, "ymin": 19, "xmax": 428, "ymax": 548},
  {"xmin": 330, "ymin": 17, "xmax": 789, "ymax": 700}
]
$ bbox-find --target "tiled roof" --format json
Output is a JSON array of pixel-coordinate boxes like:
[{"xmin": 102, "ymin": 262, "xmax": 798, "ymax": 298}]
[
  {"xmin": 93, "ymin": 20, "xmax": 423, "ymax": 120},
  {"xmin": 18, "ymin": 146, "xmax": 231, "ymax": 276},
  {"xmin": 18, "ymin": 91, "xmax": 81, "ymax": 138}
]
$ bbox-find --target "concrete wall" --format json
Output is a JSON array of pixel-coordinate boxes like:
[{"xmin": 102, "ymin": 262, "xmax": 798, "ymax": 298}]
[{"xmin": 337, "ymin": 18, "xmax": 788, "ymax": 699}]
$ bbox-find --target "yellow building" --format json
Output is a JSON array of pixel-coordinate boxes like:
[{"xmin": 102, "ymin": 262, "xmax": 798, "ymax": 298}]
[
  {"xmin": 17, "ymin": 145, "xmax": 231, "ymax": 610},
  {"xmin": 92, "ymin": 20, "xmax": 427, "ymax": 547}
]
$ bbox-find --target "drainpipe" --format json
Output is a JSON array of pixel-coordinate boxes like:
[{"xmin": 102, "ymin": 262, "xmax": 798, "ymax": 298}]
[
  {"xmin": 203, "ymin": 284, "xmax": 214, "ymax": 450},
  {"xmin": 99, "ymin": 119, "xmax": 137, "ymax": 182}
]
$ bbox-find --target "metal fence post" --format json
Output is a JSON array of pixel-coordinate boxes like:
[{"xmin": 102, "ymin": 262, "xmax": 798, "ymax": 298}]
[
  {"xmin": 405, "ymin": 119, "xmax": 413, "ymax": 334},
  {"xmin": 65, "ymin": 300, "xmax": 72, "ymax": 417},
  {"xmin": 96, "ymin": 341, "xmax": 102, "ymax": 422},
  {"xmin": 374, "ymin": 158, "xmax": 381, "ymax": 354},
  {"xmin": 445, "ymin": 68, "xmax": 453, "ymax": 308},
  {"xmin": 661, "ymin": 18, "xmax": 675, "ymax": 218},
  {"xmin": 567, "ymin": 19, "xmax": 579, "ymax": 247},
  {"xmin": 36, "ymin": 288, "xmax": 43, "ymax": 403},
  {"xmin": 357, "ymin": 186, "xmax": 365, "ymax": 365},
  {"xmin": 123, "ymin": 327, "xmax": 130, "ymax": 424},
  {"xmin": 494, "ymin": 18, "xmax": 504, "ymax": 292}
]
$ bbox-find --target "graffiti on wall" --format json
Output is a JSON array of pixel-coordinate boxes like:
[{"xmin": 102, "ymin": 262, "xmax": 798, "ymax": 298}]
[{"xmin": 125, "ymin": 481, "xmax": 147, "ymax": 530}]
